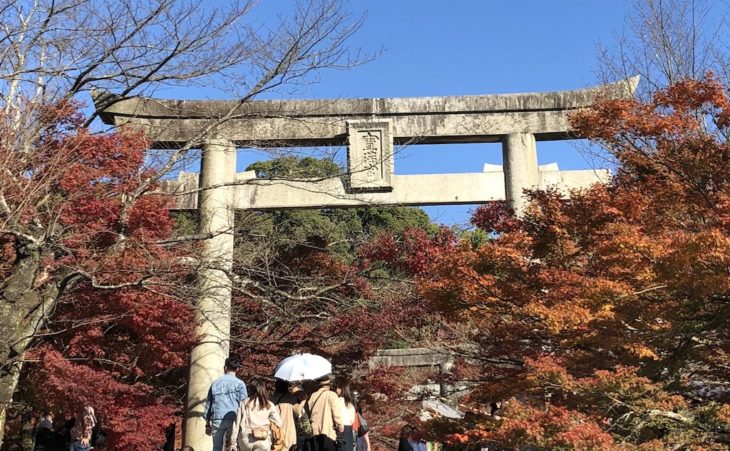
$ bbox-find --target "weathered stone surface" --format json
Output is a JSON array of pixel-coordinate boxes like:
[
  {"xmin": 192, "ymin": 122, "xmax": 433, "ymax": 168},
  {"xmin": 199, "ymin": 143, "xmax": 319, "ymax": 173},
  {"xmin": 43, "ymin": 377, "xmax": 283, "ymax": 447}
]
[
  {"xmin": 346, "ymin": 120, "xmax": 394, "ymax": 191},
  {"xmin": 368, "ymin": 348, "xmax": 454, "ymax": 372},
  {"xmin": 93, "ymin": 77, "xmax": 639, "ymax": 148},
  {"xmin": 185, "ymin": 140, "xmax": 236, "ymax": 451},
  {"xmin": 159, "ymin": 165, "xmax": 610, "ymax": 210},
  {"xmin": 503, "ymin": 132, "xmax": 539, "ymax": 215}
]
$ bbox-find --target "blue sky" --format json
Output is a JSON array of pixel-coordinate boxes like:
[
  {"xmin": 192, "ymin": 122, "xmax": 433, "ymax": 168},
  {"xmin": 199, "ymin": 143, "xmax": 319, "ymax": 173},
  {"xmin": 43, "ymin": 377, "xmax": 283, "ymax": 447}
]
[{"xmin": 179, "ymin": 1, "xmax": 635, "ymax": 226}]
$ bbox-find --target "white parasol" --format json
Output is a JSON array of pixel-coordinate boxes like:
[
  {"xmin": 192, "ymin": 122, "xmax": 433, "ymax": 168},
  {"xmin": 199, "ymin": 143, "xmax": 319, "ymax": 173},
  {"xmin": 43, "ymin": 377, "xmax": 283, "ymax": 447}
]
[{"xmin": 274, "ymin": 353, "xmax": 332, "ymax": 382}]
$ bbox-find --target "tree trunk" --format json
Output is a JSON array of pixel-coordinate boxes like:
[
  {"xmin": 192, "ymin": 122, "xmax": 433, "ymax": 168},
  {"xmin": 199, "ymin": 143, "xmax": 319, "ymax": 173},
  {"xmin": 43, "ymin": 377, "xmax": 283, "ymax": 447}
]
[{"xmin": 0, "ymin": 247, "xmax": 58, "ymax": 447}]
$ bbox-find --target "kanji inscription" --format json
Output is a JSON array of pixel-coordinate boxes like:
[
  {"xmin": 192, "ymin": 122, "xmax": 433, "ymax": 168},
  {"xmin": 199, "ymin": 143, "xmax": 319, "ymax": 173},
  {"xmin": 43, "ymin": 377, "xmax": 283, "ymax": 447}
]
[{"xmin": 347, "ymin": 120, "xmax": 393, "ymax": 191}]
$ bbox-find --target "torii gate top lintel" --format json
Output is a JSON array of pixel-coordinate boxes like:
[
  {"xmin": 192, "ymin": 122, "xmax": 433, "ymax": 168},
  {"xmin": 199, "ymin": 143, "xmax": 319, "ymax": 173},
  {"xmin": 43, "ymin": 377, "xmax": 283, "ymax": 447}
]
[
  {"xmin": 91, "ymin": 77, "xmax": 639, "ymax": 213},
  {"xmin": 93, "ymin": 76, "xmax": 638, "ymax": 148}
]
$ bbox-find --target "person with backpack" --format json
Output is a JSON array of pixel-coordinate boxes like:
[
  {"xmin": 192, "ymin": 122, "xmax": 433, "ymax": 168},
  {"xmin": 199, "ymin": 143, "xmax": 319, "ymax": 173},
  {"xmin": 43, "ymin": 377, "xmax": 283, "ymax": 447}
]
[
  {"xmin": 300, "ymin": 378, "xmax": 343, "ymax": 451},
  {"xmin": 228, "ymin": 379, "xmax": 283, "ymax": 451},
  {"xmin": 271, "ymin": 379, "xmax": 305, "ymax": 451},
  {"xmin": 292, "ymin": 383, "xmax": 313, "ymax": 449}
]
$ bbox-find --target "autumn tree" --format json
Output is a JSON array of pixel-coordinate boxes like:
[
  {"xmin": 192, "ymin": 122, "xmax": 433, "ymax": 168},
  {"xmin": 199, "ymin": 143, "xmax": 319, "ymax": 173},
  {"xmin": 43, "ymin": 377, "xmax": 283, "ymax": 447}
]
[
  {"xmin": 367, "ymin": 76, "xmax": 730, "ymax": 449},
  {"xmin": 222, "ymin": 156, "xmax": 437, "ymax": 376},
  {"xmin": 0, "ymin": 103, "xmax": 198, "ymax": 448},
  {"xmin": 0, "ymin": 0, "xmax": 363, "ymax": 446}
]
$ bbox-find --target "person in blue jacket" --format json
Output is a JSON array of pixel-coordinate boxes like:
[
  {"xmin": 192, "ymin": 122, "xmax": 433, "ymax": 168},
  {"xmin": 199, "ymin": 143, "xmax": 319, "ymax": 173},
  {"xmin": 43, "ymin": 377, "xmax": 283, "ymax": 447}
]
[{"xmin": 205, "ymin": 358, "xmax": 248, "ymax": 451}]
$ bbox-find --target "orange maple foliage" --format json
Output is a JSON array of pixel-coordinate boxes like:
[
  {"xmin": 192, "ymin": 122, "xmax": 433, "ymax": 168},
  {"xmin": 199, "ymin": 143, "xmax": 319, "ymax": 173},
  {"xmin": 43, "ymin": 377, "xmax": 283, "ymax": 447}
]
[{"xmin": 369, "ymin": 75, "xmax": 730, "ymax": 449}]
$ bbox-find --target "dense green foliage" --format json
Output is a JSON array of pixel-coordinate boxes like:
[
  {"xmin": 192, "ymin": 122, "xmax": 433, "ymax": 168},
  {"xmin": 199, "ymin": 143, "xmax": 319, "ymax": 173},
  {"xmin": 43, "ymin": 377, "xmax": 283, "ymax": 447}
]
[{"xmin": 242, "ymin": 156, "xmax": 437, "ymax": 262}]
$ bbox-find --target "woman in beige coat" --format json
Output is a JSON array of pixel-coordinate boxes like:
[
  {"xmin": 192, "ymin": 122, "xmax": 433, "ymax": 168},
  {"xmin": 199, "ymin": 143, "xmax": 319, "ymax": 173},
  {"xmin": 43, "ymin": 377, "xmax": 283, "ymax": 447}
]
[
  {"xmin": 228, "ymin": 380, "xmax": 283, "ymax": 451},
  {"xmin": 301, "ymin": 378, "xmax": 343, "ymax": 451}
]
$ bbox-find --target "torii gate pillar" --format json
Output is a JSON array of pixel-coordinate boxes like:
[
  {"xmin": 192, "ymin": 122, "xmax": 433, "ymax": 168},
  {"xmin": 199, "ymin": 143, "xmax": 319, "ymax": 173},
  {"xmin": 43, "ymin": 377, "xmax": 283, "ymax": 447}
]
[
  {"xmin": 184, "ymin": 140, "xmax": 236, "ymax": 451},
  {"xmin": 503, "ymin": 132, "xmax": 539, "ymax": 215}
]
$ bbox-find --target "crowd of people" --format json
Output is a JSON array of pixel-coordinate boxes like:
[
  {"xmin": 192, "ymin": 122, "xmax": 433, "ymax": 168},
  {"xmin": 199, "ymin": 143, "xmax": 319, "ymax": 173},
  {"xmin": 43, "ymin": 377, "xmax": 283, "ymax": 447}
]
[
  {"xmin": 19, "ymin": 356, "xmax": 439, "ymax": 451},
  {"xmin": 13, "ymin": 406, "xmax": 105, "ymax": 451},
  {"xmin": 203, "ymin": 358, "xmax": 371, "ymax": 451}
]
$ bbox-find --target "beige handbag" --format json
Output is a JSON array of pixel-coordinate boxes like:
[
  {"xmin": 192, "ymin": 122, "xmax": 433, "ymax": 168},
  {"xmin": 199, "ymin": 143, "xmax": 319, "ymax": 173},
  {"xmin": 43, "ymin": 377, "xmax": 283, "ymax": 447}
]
[{"xmin": 251, "ymin": 426, "xmax": 269, "ymax": 441}]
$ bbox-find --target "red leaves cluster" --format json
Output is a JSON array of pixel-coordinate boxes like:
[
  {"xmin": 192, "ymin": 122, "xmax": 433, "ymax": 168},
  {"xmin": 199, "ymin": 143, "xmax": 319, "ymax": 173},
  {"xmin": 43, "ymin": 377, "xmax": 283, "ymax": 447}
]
[
  {"xmin": 3, "ymin": 103, "xmax": 196, "ymax": 448},
  {"xmin": 470, "ymin": 201, "xmax": 519, "ymax": 235},
  {"xmin": 359, "ymin": 227, "xmax": 457, "ymax": 276},
  {"xmin": 36, "ymin": 350, "xmax": 181, "ymax": 450}
]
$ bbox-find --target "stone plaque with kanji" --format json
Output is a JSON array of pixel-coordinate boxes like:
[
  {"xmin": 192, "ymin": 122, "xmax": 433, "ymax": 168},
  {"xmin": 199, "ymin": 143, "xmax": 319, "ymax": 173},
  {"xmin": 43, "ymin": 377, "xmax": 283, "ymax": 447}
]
[{"xmin": 347, "ymin": 120, "xmax": 394, "ymax": 191}]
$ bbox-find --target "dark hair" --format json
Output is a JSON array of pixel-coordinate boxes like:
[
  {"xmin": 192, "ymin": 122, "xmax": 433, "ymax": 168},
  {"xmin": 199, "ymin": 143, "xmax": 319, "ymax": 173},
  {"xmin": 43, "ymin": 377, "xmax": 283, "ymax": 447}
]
[
  {"xmin": 247, "ymin": 379, "xmax": 270, "ymax": 410},
  {"xmin": 224, "ymin": 358, "xmax": 240, "ymax": 371},
  {"xmin": 274, "ymin": 378, "xmax": 290, "ymax": 395},
  {"xmin": 400, "ymin": 425, "xmax": 413, "ymax": 439},
  {"xmin": 294, "ymin": 389, "xmax": 307, "ymax": 403},
  {"xmin": 336, "ymin": 379, "xmax": 355, "ymax": 408},
  {"xmin": 302, "ymin": 380, "xmax": 318, "ymax": 395}
]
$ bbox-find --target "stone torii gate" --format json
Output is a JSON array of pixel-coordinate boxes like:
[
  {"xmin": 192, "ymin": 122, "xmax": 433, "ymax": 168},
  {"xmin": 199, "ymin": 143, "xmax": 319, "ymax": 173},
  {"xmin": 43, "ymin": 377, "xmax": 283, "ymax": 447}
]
[{"xmin": 94, "ymin": 77, "xmax": 637, "ymax": 451}]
